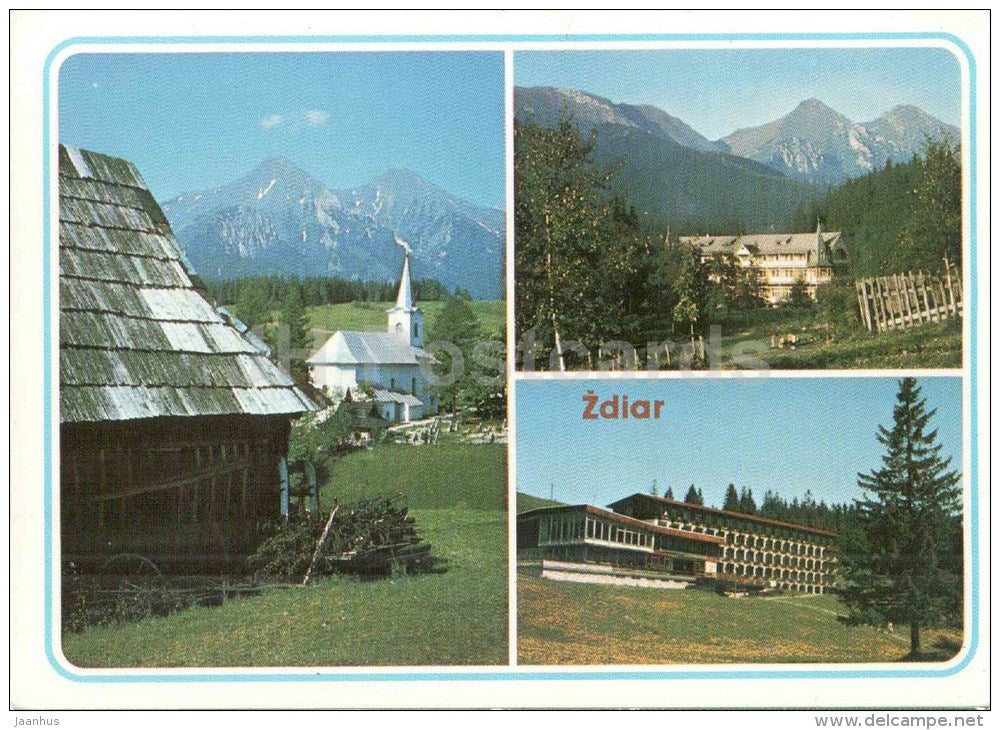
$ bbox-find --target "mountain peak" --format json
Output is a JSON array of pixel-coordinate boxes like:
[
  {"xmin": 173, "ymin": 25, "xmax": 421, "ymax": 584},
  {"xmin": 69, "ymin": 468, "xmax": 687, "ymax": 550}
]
[
  {"xmin": 375, "ymin": 167, "xmax": 427, "ymax": 185},
  {"xmin": 786, "ymin": 98, "xmax": 845, "ymax": 122},
  {"xmin": 796, "ymin": 97, "xmax": 830, "ymax": 110},
  {"xmin": 250, "ymin": 155, "xmax": 310, "ymax": 177}
]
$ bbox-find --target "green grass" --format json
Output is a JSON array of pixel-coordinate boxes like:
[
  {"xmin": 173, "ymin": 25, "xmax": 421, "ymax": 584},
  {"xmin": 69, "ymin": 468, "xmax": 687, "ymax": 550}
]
[
  {"xmin": 709, "ymin": 311, "xmax": 961, "ymax": 370},
  {"xmin": 319, "ymin": 444, "xmax": 507, "ymax": 511},
  {"xmin": 307, "ymin": 300, "xmax": 505, "ymax": 350},
  {"xmin": 517, "ymin": 492, "xmax": 565, "ymax": 513},
  {"xmin": 62, "ymin": 444, "xmax": 508, "ymax": 667},
  {"xmin": 518, "ymin": 574, "xmax": 962, "ymax": 664}
]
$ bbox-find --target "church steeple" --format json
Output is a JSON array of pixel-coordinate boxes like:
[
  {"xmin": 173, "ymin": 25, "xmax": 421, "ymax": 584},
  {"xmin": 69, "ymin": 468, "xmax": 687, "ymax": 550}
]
[
  {"xmin": 395, "ymin": 253, "xmax": 414, "ymax": 310},
  {"xmin": 387, "ymin": 237, "xmax": 423, "ymax": 347}
]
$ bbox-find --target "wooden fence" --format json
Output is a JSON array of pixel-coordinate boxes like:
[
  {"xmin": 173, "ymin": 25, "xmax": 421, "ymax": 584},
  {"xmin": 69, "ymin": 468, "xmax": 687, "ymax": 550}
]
[{"xmin": 856, "ymin": 270, "xmax": 962, "ymax": 333}]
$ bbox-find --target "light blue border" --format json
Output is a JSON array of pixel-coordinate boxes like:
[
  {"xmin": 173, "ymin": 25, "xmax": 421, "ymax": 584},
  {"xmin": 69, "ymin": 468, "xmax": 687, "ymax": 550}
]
[{"xmin": 42, "ymin": 32, "xmax": 979, "ymax": 686}]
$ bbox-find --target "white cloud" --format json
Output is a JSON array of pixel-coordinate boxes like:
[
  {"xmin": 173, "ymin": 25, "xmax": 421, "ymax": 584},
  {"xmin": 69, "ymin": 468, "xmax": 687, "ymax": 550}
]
[
  {"xmin": 91, "ymin": 82, "xmax": 99, "ymax": 90},
  {"xmin": 260, "ymin": 109, "xmax": 330, "ymax": 131},
  {"xmin": 305, "ymin": 109, "xmax": 330, "ymax": 125}
]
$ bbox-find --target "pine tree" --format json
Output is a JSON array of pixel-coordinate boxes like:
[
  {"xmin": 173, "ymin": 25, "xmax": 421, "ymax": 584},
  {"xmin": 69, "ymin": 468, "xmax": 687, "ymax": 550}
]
[
  {"xmin": 664, "ymin": 486, "xmax": 675, "ymax": 500},
  {"xmin": 839, "ymin": 378, "xmax": 962, "ymax": 657},
  {"xmin": 723, "ymin": 483, "xmax": 740, "ymax": 511},
  {"xmin": 684, "ymin": 484, "xmax": 703, "ymax": 505},
  {"xmin": 235, "ymin": 282, "xmax": 270, "ymax": 328},
  {"xmin": 428, "ymin": 294, "xmax": 483, "ymax": 416},
  {"xmin": 279, "ymin": 287, "xmax": 311, "ymax": 383}
]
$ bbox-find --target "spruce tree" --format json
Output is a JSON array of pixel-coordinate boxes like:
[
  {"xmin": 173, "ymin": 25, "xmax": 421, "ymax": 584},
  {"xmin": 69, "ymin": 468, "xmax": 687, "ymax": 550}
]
[
  {"xmin": 279, "ymin": 287, "xmax": 312, "ymax": 383},
  {"xmin": 664, "ymin": 486, "xmax": 675, "ymax": 500},
  {"xmin": 839, "ymin": 378, "xmax": 962, "ymax": 657},
  {"xmin": 684, "ymin": 484, "xmax": 703, "ymax": 505},
  {"xmin": 428, "ymin": 293, "xmax": 482, "ymax": 416},
  {"xmin": 723, "ymin": 483, "xmax": 740, "ymax": 512}
]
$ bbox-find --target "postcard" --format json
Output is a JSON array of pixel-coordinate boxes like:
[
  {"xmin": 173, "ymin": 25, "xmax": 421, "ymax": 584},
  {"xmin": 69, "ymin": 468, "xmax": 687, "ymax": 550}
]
[{"xmin": 9, "ymin": 9, "xmax": 989, "ymax": 713}]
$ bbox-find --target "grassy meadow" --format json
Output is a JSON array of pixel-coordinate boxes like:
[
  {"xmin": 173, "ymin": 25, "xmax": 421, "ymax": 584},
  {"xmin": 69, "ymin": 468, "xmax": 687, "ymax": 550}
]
[
  {"xmin": 306, "ymin": 299, "xmax": 505, "ymax": 350},
  {"xmin": 705, "ymin": 309, "xmax": 962, "ymax": 370},
  {"xmin": 517, "ymin": 574, "xmax": 962, "ymax": 665},
  {"xmin": 62, "ymin": 444, "xmax": 508, "ymax": 668}
]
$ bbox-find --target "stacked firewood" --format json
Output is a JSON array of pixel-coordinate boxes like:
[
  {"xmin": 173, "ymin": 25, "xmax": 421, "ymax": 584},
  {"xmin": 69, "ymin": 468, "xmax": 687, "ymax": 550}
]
[{"xmin": 248, "ymin": 495, "xmax": 435, "ymax": 581}]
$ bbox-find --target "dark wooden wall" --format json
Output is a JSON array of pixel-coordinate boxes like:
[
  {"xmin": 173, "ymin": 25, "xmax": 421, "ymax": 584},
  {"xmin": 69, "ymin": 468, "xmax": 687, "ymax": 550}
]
[{"xmin": 61, "ymin": 414, "xmax": 291, "ymax": 573}]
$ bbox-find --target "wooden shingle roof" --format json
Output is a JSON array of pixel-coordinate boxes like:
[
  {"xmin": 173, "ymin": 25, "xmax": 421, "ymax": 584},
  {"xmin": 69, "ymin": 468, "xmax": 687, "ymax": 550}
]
[{"xmin": 59, "ymin": 145, "xmax": 316, "ymax": 423}]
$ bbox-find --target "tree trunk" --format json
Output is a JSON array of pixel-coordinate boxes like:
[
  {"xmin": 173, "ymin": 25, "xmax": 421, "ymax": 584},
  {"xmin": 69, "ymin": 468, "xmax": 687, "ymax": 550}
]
[
  {"xmin": 543, "ymin": 214, "xmax": 565, "ymax": 372},
  {"xmin": 910, "ymin": 621, "xmax": 921, "ymax": 657}
]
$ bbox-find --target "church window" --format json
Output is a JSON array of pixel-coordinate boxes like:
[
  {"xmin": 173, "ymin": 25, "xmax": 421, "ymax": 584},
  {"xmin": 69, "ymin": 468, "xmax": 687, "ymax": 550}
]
[
  {"xmin": 411, "ymin": 377, "xmax": 417, "ymax": 395},
  {"xmin": 414, "ymin": 322, "xmax": 419, "ymax": 338}
]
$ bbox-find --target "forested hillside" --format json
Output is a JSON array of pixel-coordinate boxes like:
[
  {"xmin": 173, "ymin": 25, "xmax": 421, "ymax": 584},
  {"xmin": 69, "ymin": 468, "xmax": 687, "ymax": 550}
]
[{"xmin": 787, "ymin": 141, "xmax": 961, "ymax": 278}]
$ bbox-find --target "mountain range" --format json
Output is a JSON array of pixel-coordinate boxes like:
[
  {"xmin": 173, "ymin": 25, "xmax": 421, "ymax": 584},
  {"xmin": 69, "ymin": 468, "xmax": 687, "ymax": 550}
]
[
  {"xmin": 160, "ymin": 158, "xmax": 505, "ymax": 299},
  {"xmin": 517, "ymin": 86, "xmax": 958, "ymax": 187}
]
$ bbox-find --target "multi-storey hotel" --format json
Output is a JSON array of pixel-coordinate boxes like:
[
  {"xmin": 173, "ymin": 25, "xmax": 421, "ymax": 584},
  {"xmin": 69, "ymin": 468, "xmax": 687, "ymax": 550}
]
[
  {"xmin": 517, "ymin": 492, "xmax": 837, "ymax": 594},
  {"xmin": 681, "ymin": 224, "xmax": 849, "ymax": 305}
]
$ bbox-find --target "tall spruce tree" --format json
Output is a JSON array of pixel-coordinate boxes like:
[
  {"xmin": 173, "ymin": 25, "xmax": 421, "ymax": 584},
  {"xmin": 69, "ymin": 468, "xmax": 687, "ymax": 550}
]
[
  {"xmin": 839, "ymin": 378, "xmax": 962, "ymax": 657},
  {"xmin": 428, "ymin": 293, "xmax": 482, "ymax": 417},
  {"xmin": 279, "ymin": 287, "xmax": 312, "ymax": 383},
  {"xmin": 723, "ymin": 483, "xmax": 740, "ymax": 511},
  {"xmin": 684, "ymin": 484, "xmax": 703, "ymax": 505}
]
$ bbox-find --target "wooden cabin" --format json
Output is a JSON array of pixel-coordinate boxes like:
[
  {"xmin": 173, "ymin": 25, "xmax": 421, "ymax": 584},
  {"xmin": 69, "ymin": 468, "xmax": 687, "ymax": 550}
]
[{"xmin": 58, "ymin": 145, "xmax": 316, "ymax": 573}]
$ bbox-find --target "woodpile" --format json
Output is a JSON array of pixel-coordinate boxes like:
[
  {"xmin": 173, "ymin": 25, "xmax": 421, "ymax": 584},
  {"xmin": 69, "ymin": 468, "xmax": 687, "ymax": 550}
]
[{"xmin": 248, "ymin": 495, "xmax": 435, "ymax": 581}]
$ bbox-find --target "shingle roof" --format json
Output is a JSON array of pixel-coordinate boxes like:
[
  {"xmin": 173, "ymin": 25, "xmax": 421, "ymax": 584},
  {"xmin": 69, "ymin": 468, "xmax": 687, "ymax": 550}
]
[
  {"xmin": 59, "ymin": 145, "xmax": 316, "ymax": 423},
  {"xmin": 307, "ymin": 330, "xmax": 430, "ymax": 366}
]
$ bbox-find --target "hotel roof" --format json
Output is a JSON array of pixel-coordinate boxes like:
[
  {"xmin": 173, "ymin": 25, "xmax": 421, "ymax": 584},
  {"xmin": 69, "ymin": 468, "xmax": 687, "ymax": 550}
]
[{"xmin": 607, "ymin": 493, "xmax": 838, "ymax": 538}]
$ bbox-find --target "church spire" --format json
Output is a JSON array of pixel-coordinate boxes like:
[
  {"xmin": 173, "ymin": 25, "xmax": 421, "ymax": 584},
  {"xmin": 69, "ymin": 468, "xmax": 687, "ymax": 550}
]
[
  {"xmin": 387, "ymin": 235, "xmax": 423, "ymax": 347},
  {"xmin": 395, "ymin": 251, "xmax": 415, "ymax": 311}
]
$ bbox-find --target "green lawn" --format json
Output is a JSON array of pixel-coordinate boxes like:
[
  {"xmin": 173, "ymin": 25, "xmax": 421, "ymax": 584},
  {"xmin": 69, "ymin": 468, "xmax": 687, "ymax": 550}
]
[
  {"xmin": 518, "ymin": 574, "xmax": 962, "ymax": 665},
  {"xmin": 319, "ymin": 444, "xmax": 507, "ymax": 511},
  {"xmin": 707, "ymin": 311, "xmax": 961, "ymax": 370},
  {"xmin": 62, "ymin": 444, "xmax": 508, "ymax": 667},
  {"xmin": 307, "ymin": 299, "xmax": 505, "ymax": 350}
]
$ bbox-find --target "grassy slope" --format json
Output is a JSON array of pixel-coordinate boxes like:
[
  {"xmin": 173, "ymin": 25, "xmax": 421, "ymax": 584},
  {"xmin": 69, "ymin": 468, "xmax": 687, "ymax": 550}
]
[
  {"xmin": 318, "ymin": 444, "xmax": 507, "ymax": 511},
  {"xmin": 709, "ymin": 311, "xmax": 961, "ymax": 370},
  {"xmin": 516, "ymin": 492, "xmax": 566, "ymax": 514},
  {"xmin": 62, "ymin": 445, "xmax": 508, "ymax": 668},
  {"xmin": 517, "ymin": 575, "xmax": 962, "ymax": 665},
  {"xmin": 307, "ymin": 300, "xmax": 505, "ymax": 350}
]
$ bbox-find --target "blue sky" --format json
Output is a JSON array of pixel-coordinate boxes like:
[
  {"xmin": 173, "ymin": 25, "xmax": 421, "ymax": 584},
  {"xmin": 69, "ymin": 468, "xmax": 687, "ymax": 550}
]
[
  {"xmin": 515, "ymin": 377, "xmax": 962, "ymax": 508},
  {"xmin": 516, "ymin": 48, "xmax": 961, "ymax": 140},
  {"xmin": 59, "ymin": 52, "xmax": 505, "ymax": 208}
]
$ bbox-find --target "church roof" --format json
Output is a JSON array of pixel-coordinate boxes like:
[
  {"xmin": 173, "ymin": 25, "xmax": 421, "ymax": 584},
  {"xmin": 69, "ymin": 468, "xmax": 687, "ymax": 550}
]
[
  {"xmin": 58, "ymin": 145, "xmax": 316, "ymax": 423},
  {"xmin": 371, "ymin": 388, "xmax": 424, "ymax": 407},
  {"xmin": 307, "ymin": 330, "xmax": 430, "ymax": 366}
]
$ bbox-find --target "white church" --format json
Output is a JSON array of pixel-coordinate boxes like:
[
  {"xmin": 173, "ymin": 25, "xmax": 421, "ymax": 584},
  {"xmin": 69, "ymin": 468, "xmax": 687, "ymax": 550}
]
[{"xmin": 308, "ymin": 244, "xmax": 437, "ymax": 423}]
